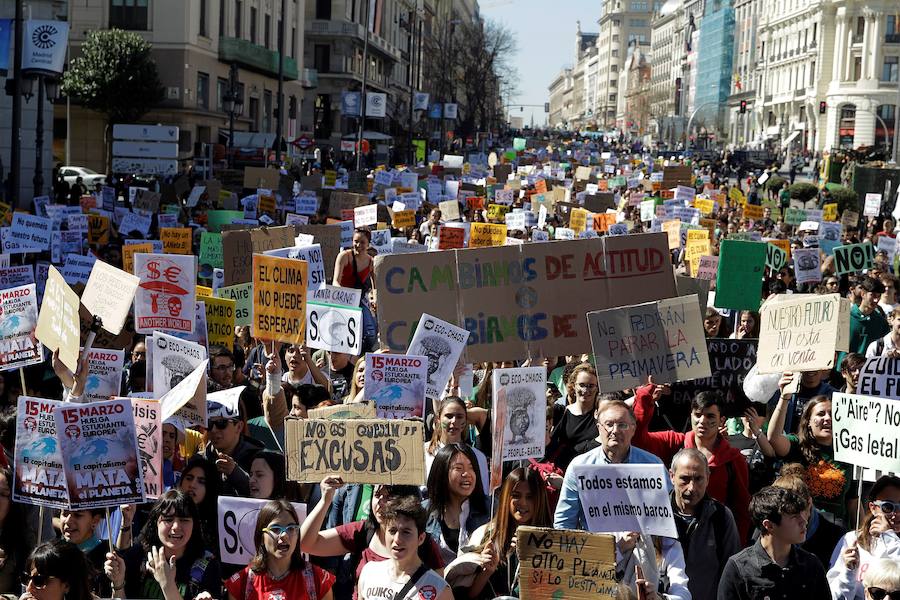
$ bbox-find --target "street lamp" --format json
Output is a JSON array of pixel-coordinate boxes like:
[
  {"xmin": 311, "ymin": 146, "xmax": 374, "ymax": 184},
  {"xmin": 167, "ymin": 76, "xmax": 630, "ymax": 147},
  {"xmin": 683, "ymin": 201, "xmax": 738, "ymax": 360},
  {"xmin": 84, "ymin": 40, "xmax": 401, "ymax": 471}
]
[
  {"xmin": 223, "ymin": 63, "xmax": 244, "ymax": 169},
  {"xmin": 24, "ymin": 73, "xmax": 60, "ymax": 198}
]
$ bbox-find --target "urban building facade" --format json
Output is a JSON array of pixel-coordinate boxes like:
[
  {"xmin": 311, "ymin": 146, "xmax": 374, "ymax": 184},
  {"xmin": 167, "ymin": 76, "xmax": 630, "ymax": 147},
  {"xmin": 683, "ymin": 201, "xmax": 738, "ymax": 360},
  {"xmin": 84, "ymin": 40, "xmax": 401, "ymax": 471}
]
[
  {"xmin": 547, "ymin": 67, "xmax": 574, "ymax": 129},
  {"xmin": 692, "ymin": 0, "xmax": 735, "ymax": 144}
]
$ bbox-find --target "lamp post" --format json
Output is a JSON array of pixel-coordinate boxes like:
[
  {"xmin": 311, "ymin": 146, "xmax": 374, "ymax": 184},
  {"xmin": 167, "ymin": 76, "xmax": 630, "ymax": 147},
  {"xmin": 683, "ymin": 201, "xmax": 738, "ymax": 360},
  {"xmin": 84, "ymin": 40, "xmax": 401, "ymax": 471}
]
[
  {"xmin": 28, "ymin": 74, "xmax": 60, "ymax": 198},
  {"xmin": 223, "ymin": 63, "xmax": 244, "ymax": 169}
]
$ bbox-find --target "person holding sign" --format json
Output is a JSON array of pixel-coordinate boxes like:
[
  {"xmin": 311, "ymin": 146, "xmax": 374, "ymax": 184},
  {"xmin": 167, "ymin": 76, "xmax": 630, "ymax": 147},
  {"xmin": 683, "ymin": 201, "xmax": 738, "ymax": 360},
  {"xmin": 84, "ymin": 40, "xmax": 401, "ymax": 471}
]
[
  {"xmin": 105, "ymin": 490, "xmax": 222, "ymax": 600},
  {"xmin": 357, "ymin": 496, "xmax": 453, "ymax": 600},
  {"xmin": 224, "ymin": 499, "xmax": 335, "ymax": 600},
  {"xmin": 718, "ymin": 486, "xmax": 829, "ymax": 600},
  {"xmin": 827, "ymin": 475, "xmax": 900, "ymax": 600}
]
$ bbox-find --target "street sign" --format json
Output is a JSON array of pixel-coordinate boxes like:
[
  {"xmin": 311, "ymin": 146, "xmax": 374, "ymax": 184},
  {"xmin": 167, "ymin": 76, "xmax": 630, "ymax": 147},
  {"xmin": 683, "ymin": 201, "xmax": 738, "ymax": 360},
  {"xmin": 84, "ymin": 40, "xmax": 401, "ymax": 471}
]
[
  {"xmin": 111, "ymin": 158, "xmax": 178, "ymax": 176},
  {"xmin": 291, "ymin": 135, "xmax": 313, "ymax": 150},
  {"xmin": 112, "ymin": 124, "xmax": 179, "ymax": 142},
  {"xmin": 112, "ymin": 141, "xmax": 179, "ymax": 159}
]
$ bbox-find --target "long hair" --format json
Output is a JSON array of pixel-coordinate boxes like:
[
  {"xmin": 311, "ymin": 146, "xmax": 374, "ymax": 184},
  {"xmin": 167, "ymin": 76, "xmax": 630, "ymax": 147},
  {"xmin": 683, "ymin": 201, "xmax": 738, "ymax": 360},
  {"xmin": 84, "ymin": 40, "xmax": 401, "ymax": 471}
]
[
  {"xmin": 139, "ymin": 490, "xmax": 205, "ymax": 567},
  {"xmin": 796, "ymin": 395, "xmax": 831, "ymax": 465},
  {"xmin": 474, "ymin": 363, "xmax": 495, "ymax": 409},
  {"xmin": 28, "ymin": 540, "xmax": 93, "ymax": 600},
  {"xmin": 565, "ymin": 363, "xmax": 598, "ymax": 407},
  {"xmin": 250, "ymin": 500, "xmax": 306, "ymax": 574},
  {"xmin": 857, "ymin": 475, "xmax": 900, "ymax": 552},
  {"xmin": 426, "ymin": 443, "xmax": 487, "ymax": 520},
  {"xmin": 427, "ymin": 396, "xmax": 467, "ymax": 455},
  {"xmin": 251, "ymin": 450, "xmax": 287, "ymax": 500},
  {"xmin": 345, "ymin": 359, "xmax": 366, "ymax": 401},
  {"xmin": 178, "ymin": 455, "xmax": 220, "ymax": 547},
  {"xmin": 486, "ymin": 467, "xmax": 552, "ymax": 559}
]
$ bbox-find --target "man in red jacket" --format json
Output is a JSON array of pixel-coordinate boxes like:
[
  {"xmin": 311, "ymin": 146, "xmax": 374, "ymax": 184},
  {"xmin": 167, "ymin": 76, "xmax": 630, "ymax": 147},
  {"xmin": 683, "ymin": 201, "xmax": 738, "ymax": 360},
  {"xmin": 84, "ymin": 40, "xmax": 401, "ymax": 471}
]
[{"xmin": 632, "ymin": 384, "xmax": 751, "ymax": 544}]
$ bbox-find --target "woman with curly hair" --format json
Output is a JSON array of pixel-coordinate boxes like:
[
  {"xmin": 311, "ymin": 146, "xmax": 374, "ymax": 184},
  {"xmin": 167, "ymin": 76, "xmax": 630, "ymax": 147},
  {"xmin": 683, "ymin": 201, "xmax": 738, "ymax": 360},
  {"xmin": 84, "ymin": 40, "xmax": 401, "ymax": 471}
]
[
  {"xmin": 543, "ymin": 363, "xmax": 600, "ymax": 471},
  {"xmin": 768, "ymin": 394, "xmax": 856, "ymax": 526}
]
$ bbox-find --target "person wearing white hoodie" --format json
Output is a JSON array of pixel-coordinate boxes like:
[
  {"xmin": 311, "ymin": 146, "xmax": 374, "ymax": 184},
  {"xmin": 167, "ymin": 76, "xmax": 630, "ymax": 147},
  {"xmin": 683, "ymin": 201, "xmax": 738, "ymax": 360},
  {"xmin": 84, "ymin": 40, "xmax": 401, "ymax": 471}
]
[{"xmin": 827, "ymin": 475, "xmax": 900, "ymax": 600}]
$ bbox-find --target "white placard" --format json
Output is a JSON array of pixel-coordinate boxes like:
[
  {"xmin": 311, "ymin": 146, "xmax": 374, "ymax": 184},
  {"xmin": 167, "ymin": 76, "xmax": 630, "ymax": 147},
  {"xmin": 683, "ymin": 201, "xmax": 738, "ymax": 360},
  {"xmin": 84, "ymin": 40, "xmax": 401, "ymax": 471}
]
[
  {"xmin": 218, "ymin": 497, "xmax": 307, "ymax": 565},
  {"xmin": 407, "ymin": 313, "xmax": 470, "ymax": 402}
]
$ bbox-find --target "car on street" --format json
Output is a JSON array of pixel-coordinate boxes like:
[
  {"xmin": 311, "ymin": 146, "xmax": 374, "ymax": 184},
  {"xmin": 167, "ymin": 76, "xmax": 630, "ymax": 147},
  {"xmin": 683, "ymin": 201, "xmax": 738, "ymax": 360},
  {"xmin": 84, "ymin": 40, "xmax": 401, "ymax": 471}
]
[{"xmin": 59, "ymin": 166, "xmax": 107, "ymax": 187}]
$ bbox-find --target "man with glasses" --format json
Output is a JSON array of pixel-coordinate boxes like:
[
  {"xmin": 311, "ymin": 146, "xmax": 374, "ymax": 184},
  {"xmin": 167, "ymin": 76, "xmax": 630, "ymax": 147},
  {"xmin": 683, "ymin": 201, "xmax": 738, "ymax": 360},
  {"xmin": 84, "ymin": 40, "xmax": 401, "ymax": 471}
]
[
  {"xmin": 554, "ymin": 400, "xmax": 668, "ymax": 529},
  {"xmin": 200, "ymin": 398, "xmax": 264, "ymax": 496}
]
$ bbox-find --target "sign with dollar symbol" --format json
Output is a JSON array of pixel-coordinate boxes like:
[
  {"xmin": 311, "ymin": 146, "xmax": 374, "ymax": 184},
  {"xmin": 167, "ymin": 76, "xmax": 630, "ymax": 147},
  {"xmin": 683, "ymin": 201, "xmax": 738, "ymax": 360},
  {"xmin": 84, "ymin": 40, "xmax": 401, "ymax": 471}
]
[{"xmin": 133, "ymin": 253, "xmax": 197, "ymax": 334}]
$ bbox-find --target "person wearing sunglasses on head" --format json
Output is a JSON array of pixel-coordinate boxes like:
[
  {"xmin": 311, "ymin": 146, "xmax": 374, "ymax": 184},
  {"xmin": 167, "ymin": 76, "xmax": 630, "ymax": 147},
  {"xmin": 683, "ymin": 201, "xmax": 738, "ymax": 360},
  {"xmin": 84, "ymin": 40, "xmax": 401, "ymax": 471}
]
[
  {"xmin": 225, "ymin": 499, "xmax": 334, "ymax": 600},
  {"xmin": 19, "ymin": 539, "xmax": 92, "ymax": 600},
  {"xmin": 827, "ymin": 475, "xmax": 900, "ymax": 600},
  {"xmin": 862, "ymin": 558, "xmax": 900, "ymax": 600}
]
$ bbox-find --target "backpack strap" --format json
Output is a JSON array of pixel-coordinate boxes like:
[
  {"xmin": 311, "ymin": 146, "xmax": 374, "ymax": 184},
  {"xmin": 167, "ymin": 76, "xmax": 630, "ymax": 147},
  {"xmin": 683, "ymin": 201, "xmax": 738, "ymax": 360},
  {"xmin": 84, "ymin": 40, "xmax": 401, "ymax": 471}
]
[
  {"xmin": 243, "ymin": 569, "xmax": 256, "ymax": 600},
  {"xmin": 302, "ymin": 561, "xmax": 318, "ymax": 600}
]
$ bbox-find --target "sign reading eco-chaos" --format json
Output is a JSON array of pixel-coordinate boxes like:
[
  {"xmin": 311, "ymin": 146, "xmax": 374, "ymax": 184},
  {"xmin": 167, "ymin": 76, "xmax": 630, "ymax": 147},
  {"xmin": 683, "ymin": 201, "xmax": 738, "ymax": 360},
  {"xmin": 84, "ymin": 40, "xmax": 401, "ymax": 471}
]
[{"xmin": 374, "ymin": 233, "xmax": 676, "ymax": 363}]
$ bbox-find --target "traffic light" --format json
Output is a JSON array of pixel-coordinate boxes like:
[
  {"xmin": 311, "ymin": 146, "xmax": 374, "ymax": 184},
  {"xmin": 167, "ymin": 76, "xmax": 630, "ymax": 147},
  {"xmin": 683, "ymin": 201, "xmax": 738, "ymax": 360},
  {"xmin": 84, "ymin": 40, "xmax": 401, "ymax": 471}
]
[
  {"xmin": 739, "ymin": 100, "xmax": 747, "ymax": 114},
  {"xmin": 819, "ymin": 101, "xmax": 827, "ymax": 114}
]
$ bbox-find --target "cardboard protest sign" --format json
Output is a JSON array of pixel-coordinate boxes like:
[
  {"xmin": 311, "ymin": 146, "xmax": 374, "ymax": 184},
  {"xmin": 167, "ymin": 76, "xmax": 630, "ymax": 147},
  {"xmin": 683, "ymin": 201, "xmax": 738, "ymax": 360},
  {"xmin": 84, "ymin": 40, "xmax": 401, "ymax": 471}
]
[
  {"xmin": 285, "ymin": 418, "xmax": 425, "ymax": 485},
  {"xmin": 308, "ymin": 284, "xmax": 361, "ymax": 308},
  {"xmin": 218, "ymin": 497, "xmax": 308, "ymax": 566},
  {"xmin": 134, "ymin": 189, "xmax": 160, "ymax": 212},
  {"xmin": 222, "ymin": 226, "xmax": 296, "ymax": 285},
  {"xmin": 571, "ymin": 463, "xmax": 677, "ymax": 538},
  {"xmin": 364, "ymin": 353, "xmax": 427, "ymax": 419},
  {"xmin": 715, "ymin": 240, "xmax": 766, "ymax": 310},
  {"xmin": 307, "ymin": 402, "xmax": 376, "ymax": 420},
  {"xmin": 199, "ymin": 232, "xmax": 224, "ymax": 276},
  {"xmin": 858, "ymin": 357, "xmax": 900, "ymax": 398},
  {"xmin": 294, "ymin": 225, "xmax": 343, "ymax": 281},
  {"xmin": 6, "ymin": 213, "xmax": 52, "ymax": 252},
  {"xmin": 491, "ymin": 367, "xmax": 546, "ymax": 461},
  {"xmin": 87, "ymin": 215, "xmax": 110, "ymax": 245},
  {"xmin": 130, "ymin": 398, "xmax": 163, "ymax": 499},
  {"xmin": 263, "ymin": 243, "xmax": 326, "ymax": 291},
  {"xmin": 81, "ymin": 260, "xmax": 141, "ymax": 335},
  {"xmin": 36, "ymin": 267, "xmax": 80, "ymax": 372},
  {"xmin": 832, "ymin": 392, "xmax": 900, "ymax": 473},
  {"xmin": 841, "ymin": 210, "xmax": 860, "ymax": 229},
  {"xmin": 376, "ymin": 233, "xmax": 677, "ymax": 363},
  {"xmin": 437, "ymin": 226, "xmax": 466, "ymax": 250},
  {"xmin": 151, "ymin": 332, "xmax": 207, "ymax": 396},
  {"xmin": 765, "ymin": 242, "xmax": 787, "ymax": 272},
  {"xmin": 670, "ymin": 339, "xmax": 758, "ymax": 421},
  {"xmin": 133, "ymin": 254, "xmax": 196, "ymax": 334},
  {"xmin": 122, "ymin": 243, "xmax": 152, "ymax": 275},
  {"xmin": 757, "ymin": 293, "xmax": 850, "ymax": 373},
  {"xmin": 159, "ymin": 359, "xmax": 208, "ymax": 427},
  {"xmin": 13, "ymin": 397, "xmax": 68, "ymax": 507},
  {"xmin": 204, "ymin": 296, "xmax": 235, "ymax": 348},
  {"xmin": 469, "ymin": 223, "xmax": 507, "ymax": 247},
  {"xmin": 306, "ymin": 296, "xmax": 362, "ymax": 355},
  {"xmin": 696, "ymin": 255, "xmax": 719, "ymax": 281},
  {"xmin": 243, "ymin": 167, "xmax": 280, "ymax": 190},
  {"xmin": 84, "ymin": 348, "xmax": 124, "ymax": 402},
  {"xmin": 587, "ymin": 295, "xmax": 710, "ymax": 392},
  {"xmin": 216, "ymin": 283, "xmax": 252, "ymax": 327},
  {"xmin": 833, "ymin": 241, "xmax": 874, "ymax": 275},
  {"xmin": 662, "ymin": 220, "xmax": 681, "ymax": 249},
  {"xmin": 792, "ymin": 247, "xmax": 821, "ymax": 284},
  {"xmin": 54, "ymin": 399, "xmax": 145, "ymax": 509},
  {"xmin": 252, "ymin": 254, "xmax": 308, "ymax": 345},
  {"xmin": 517, "ymin": 527, "xmax": 617, "ymax": 600},
  {"xmin": 392, "ymin": 210, "xmax": 416, "ymax": 229},
  {"xmin": 160, "ymin": 228, "xmax": 192, "ymax": 254},
  {"xmin": 408, "ymin": 313, "xmax": 470, "ymax": 402}
]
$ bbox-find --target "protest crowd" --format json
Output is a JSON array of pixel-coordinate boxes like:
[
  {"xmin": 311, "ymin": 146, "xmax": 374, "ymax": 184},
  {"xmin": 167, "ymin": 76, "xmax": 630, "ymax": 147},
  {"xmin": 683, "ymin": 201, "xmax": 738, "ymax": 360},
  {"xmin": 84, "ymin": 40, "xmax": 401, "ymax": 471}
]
[{"xmin": 1, "ymin": 132, "xmax": 900, "ymax": 600}]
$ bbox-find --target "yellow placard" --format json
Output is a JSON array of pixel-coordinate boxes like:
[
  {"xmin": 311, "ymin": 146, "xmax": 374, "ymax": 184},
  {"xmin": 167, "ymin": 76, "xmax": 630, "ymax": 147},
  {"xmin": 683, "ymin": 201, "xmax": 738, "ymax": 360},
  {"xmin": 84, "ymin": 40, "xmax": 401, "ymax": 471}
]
[
  {"xmin": 569, "ymin": 207, "xmax": 589, "ymax": 233},
  {"xmin": 694, "ymin": 198, "xmax": 714, "ymax": 215},
  {"xmin": 469, "ymin": 223, "xmax": 507, "ymax": 247},
  {"xmin": 685, "ymin": 237, "xmax": 711, "ymax": 276},
  {"xmin": 743, "ymin": 204, "xmax": 764, "ymax": 220},
  {"xmin": 728, "ymin": 187, "xmax": 746, "ymax": 205},
  {"xmin": 823, "ymin": 203, "xmax": 838, "ymax": 222},
  {"xmin": 87, "ymin": 214, "xmax": 110, "ymax": 245},
  {"xmin": 258, "ymin": 192, "xmax": 276, "ymax": 216},
  {"xmin": 252, "ymin": 254, "xmax": 308, "ymax": 345},
  {"xmin": 161, "ymin": 228, "xmax": 192, "ymax": 254},
  {"xmin": 662, "ymin": 220, "xmax": 682, "ymax": 249},
  {"xmin": 392, "ymin": 210, "xmax": 416, "ymax": 229},
  {"xmin": 769, "ymin": 238, "xmax": 791, "ymax": 261},
  {"xmin": 487, "ymin": 203, "xmax": 510, "ymax": 221},
  {"xmin": 122, "ymin": 243, "xmax": 153, "ymax": 275},
  {"xmin": 0, "ymin": 202, "xmax": 13, "ymax": 226},
  {"xmin": 196, "ymin": 286, "xmax": 212, "ymax": 298},
  {"xmin": 204, "ymin": 295, "xmax": 236, "ymax": 348}
]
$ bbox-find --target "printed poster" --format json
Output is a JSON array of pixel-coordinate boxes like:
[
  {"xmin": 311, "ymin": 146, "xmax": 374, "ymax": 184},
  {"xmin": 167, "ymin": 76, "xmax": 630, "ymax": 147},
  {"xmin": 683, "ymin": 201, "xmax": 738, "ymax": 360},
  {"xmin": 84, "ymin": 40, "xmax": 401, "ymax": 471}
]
[
  {"xmin": 492, "ymin": 367, "xmax": 546, "ymax": 461},
  {"xmin": 13, "ymin": 397, "xmax": 68, "ymax": 508},
  {"xmin": 150, "ymin": 332, "xmax": 207, "ymax": 396},
  {"xmin": 130, "ymin": 398, "xmax": 163, "ymax": 499},
  {"xmin": 134, "ymin": 253, "xmax": 197, "ymax": 334},
  {"xmin": 365, "ymin": 353, "xmax": 428, "ymax": 419},
  {"xmin": 84, "ymin": 348, "xmax": 125, "ymax": 403},
  {"xmin": 0, "ymin": 283, "xmax": 43, "ymax": 371},
  {"xmin": 407, "ymin": 313, "xmax": 470, "ymax": 402}
]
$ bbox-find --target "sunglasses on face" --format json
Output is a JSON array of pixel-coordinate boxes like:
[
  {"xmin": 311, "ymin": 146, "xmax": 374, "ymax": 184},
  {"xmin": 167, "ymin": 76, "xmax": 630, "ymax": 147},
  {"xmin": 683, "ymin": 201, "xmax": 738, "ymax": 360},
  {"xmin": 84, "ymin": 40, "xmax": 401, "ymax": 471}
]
[
  {"xmin": 263, "ymin": 524, "xmax": 300, "ymax": 536},
  {"xmin": 21, "ymin": 573, "xmax": 55, "ymax": 588},
  {"xmin": 873, "ymin": 500, "xmax": 900, "ymax": 513},
  {"xmin": 868, "ymin": 587, "xmax": 900, "ymax": 600},
  {"xmin": 208, "ymin": 419, "xmax": 238, "ymax": 430}
]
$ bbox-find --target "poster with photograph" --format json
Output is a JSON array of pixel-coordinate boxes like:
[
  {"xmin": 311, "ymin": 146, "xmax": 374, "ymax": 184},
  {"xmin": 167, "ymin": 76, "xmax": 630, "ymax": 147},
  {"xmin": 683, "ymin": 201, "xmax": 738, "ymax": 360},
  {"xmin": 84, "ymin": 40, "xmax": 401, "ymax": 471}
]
[{"xmin": 365, "ymin": 353, "xmax": 428, "ymax": 418}]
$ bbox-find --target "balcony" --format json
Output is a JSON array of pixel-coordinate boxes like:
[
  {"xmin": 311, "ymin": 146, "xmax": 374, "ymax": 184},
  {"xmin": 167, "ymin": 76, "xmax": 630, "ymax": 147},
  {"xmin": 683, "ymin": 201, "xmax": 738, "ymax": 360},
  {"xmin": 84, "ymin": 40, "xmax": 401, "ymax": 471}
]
[
  {"xmin": 887, "ymin": 33, "xmax": 900, "ymax": 44},
  {"xmin": 306, "ymin": 19, "xmax": 401, "ymax": 61},
  {"xmin": 219, "ymin": 37, "xmax": 298, "ymax": 79}
]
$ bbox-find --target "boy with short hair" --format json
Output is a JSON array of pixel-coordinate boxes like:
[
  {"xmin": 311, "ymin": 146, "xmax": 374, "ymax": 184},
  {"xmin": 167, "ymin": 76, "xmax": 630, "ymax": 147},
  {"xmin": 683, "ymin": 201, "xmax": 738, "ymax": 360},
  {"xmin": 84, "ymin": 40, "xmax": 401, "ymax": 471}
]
[{"xmin": 717, "ymin": 486, "xmax": 830, "ymax": 600}]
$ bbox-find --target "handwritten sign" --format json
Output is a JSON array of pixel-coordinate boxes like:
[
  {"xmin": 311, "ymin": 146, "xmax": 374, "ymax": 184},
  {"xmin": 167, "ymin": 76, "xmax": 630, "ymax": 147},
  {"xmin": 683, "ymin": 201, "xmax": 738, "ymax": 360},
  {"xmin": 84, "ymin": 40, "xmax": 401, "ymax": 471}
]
[
  {"xmin": 469, "ymin": 223, "xmax": 507, "ymax": 247},
  {"xmin": 517, "ymin": 527, "xmax": 617, "ymax": 600},
  {"xmin": 832, "ymin": 392, "xmax": 900, "ymax": 472},
  {"xmin": 36, "ymin": 267, "xmax": 80, "ymax": 372},
  {"xmin": 252, "ymin": 254, "xmax": 308, "ymax": 345}
]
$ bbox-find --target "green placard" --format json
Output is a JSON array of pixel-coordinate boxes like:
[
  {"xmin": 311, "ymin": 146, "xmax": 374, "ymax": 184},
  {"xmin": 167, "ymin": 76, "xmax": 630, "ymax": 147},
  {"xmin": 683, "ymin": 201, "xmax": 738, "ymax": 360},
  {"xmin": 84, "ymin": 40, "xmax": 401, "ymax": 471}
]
[
  {"xmin": 199, "ymin": 232, "xmax": 223, "ymax": 270},
  {"xmin": 784, "ymin": 207, "xmax": 806, "ymax": 226},
  {"xmin": 833, "ymin": 241, "xmax": 875, "ymax": 275},
  {"xmin": 206, "ymin": 210, "xmax": 245, "ymax": 232},
  {"xmin": 513, "ymin": 137, "xmax": 526, "ymax": 151},
  {"xmin": 714, "ymin": 239, "xmax": 767, "ymax": 311},
  {"xmin": 215, "ymin": 282, "xmax": 253, "ymax": 326}
]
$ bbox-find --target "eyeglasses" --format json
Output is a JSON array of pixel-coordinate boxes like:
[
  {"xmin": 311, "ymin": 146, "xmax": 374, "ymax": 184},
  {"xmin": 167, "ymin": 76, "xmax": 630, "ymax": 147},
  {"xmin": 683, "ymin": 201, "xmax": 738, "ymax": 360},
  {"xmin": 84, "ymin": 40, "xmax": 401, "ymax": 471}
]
[
  {"xmin": 21, "ymin": 573, "xmax": 56, "ymax": 588},
  {"xmin": 208, "ymin": 419, "xmax": 238, "ymax": 430},
  {"xmin": 873, "ymin": 500, "xmax": 900, "ymax": 514},
  {"xmin": 263, "ymin": 524, "xmax": 301, "ymax": 536},
  {"xmin": 601, "ymin": 421, "xmax": 633, "ymax": 432},
  {"xmin": 868, "ymin": 587, "xmax": 900, "ymax": 600}
]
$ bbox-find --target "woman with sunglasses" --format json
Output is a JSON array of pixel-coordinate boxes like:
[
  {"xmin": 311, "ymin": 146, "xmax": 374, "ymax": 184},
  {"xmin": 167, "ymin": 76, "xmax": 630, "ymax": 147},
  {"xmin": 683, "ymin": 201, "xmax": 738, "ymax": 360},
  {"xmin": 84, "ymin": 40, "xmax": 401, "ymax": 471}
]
[
  {"xmin": 862, "ymin": 558, "xmax": 900, "ymax": 600},
  {"xmin": 104, "ymin": 490, "xmax": 222, "ymax": 600},
  {"xmin": 225, "ymin": 500, "xmax": 333, "ymax": 600},
  {"xmin": 299, "ymin": 477, "xmax": 443, "ymax": 600},
  {"xmin": 20, "ymin": 539, "xmax": 92, "ymax": 600},
  {"xmin": 827, "ymin": 475, "xmax": 900, "ymax": 600},
  {"xmin": 543, "ymin": 363, "xmax": 600, "ymax": 472}
]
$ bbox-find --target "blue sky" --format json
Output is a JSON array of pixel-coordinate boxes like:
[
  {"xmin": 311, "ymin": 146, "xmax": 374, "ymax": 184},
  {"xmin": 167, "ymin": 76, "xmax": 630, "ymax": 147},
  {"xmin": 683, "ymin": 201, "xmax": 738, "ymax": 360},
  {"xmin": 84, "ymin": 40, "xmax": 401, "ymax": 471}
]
[{"xmin": 480, "ymin": 0, "xmax": 601, "ymax": 128}]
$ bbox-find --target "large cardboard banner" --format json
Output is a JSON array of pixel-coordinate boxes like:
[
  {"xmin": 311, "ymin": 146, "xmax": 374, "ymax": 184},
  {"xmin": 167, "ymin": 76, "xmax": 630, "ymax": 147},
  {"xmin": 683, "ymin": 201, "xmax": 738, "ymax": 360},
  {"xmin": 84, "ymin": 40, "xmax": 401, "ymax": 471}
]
[
  {"xmin": 13, "ymin": 397, "xmax": 68, "ymax": 508},
  {"xmin": 252, "ymin": 254, "xmax": 308, "ymax": 345},
  {"xmin": 84, "ymin": 348, "xmax": 125, "ymax": 403},
  {"xmin": 491, "ymin": 366, "xmax": 546, "ymax": 461},
  {"xmin": 859, "ymin": 357, "xmax": 900, "ymax": 398},
  {"xmin": 130, "ymin": 398, "xmax": 163, "ymax": 499},
  {"xmin": 587, "ymin": 295, "xmax": 710, "ymax": 392},
  {"xmin": 407, "ymin": 313, "xmax": 470, "ymax": 402},
  {"xmin": 134, "ymin": 254, "xmax": 197, "ymax": 334},
  {"xmin": 0, "ymin": 283, "xmax": 43, "ymax": 371},
  {"xmin": 571, "ymin": 463, "xmax": 677, "ymax": 538},
  {"xmin": 375, "ymin": 234, "xmax": 677, "ymax": 363},
  {"xmin": 81, "ymin": 260, "xmax": 140, "ymax": 335},
  {"xmin": 833, "ymin": 392, "xmax": 900, "ymax": 473},
  {"xmin": 54, "ymin": 399, "xmax": 145, "ymax": 509},
  {"xmin": 517, "ymin": 527, "xmax": 617, "ymax": 600},
  {"xmin": 218, "ymin": 497, "xmax": 308, "ymax": 566},
  {"xmin": 285, "ymin": 418, "xmax": 425, "ymax": 485},
  {"xmin": 365, "ymin": 353, "xmax": 428, "ymax": 419},
  {"xmin": 757, "ymin": 293, "xmax": 850, "ymax": 374}
]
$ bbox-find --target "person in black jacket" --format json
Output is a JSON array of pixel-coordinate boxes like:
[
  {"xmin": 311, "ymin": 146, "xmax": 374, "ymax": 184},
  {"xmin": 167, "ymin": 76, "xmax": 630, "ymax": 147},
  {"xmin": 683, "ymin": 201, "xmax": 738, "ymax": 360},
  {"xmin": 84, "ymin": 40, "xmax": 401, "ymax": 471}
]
[
  {"xmin": 717, "ymin": 486, "xmax": 830, "ymax": 600},
  {"xmin": 200, "ymin": 397, "xmax": 264, "ymax": 497}
]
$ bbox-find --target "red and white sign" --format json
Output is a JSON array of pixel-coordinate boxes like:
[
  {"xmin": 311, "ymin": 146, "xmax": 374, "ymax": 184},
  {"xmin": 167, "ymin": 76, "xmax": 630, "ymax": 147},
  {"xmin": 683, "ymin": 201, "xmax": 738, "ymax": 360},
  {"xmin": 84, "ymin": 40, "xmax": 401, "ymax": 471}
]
[
  {"xmin": 133, "ymin": 254, "xmax": 196, "ymax": 334},
  {"xmin": 292, "ymin": 134, "xmax": 313, "ymax": 150}
]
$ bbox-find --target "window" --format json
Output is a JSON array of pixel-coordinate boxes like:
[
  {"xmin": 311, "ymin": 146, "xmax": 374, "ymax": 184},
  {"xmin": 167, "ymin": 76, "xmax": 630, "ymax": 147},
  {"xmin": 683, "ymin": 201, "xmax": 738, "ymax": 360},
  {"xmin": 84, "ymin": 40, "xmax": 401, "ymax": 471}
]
[
  {"xmin": 609, "ymin": 93, "xmax": 617, "ymax": 102},
  {"xmin": 612, "ymin": 49, "xmax": 619, "ymax": 57},
  {"xmin": 109, "ymin": 0, "xmax": 149, "ymax": 30},
  {"xmin": 629, "ymin": 1, "xmax": 648, "ymax": 10},
  {"xmin": 197, "ymin": 72, "xmax": 210, "ymax": 109},
  {"xmin": 249, "ymin": 97, "xmax": 260, "ymax": 129},
  {"xmin": 629, "ymin": 18, "xmax": 648, "ymax": 27},
  {"xmin": 250, "ymin": 7, "xmax": 257, "ymax": 43},
  {"xmin": 219, "ymin": 0, "xmax": 225, "ymax": 36},
  {"xmin": 314, "ymin": 44, "xmax": 331, "ymax": 73},
  {"xmin": 853, "ymin": 56, "xmax": 862, "ymax": 80},
  {"xmin": 317, "ymin": 0, "xmax": 332, "ymax": 20},
  {"xmin": 265, "ymin": 14, "xmax": 271, "ymax": 47},
  {"xmin": 613, "ymin": 34, "xmax": 619, "ymax": 42},
  {"xmin": 883, "ymin": 56, "xmax": 899, "ymax": 82},
  {"xmin": 235, "ymin": 0, "xmax": 242, "ymax": 37},
  {"xmin": 812, "ymin": 22, "xmax": 817, "ymax": 42},
  {"xmin": 199, "ymin": 0, "xmax": 208, "ymax": 36},
  {"xmin": 217, "ymin": 77, "xmax": 228, "ymax": 111},
  {"xmin": 314, "ymin": 94, "xmax": 333, "ymax": 139},
  {"xmin": 264, "ymin": 90, "xmax": 273, "ymax": 132},
  {"xmin": 888, "ymin": 16, "xmax": 900, "ymax": 43}
]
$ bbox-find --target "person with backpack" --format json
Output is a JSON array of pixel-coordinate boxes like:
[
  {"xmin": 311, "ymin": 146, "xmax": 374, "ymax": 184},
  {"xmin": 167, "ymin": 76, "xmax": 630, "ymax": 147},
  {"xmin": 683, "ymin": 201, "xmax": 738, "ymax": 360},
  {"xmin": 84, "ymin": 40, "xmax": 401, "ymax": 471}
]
[{"xmin": 670, "ymin": 449, "xmax": 741, "ymax": 600}]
